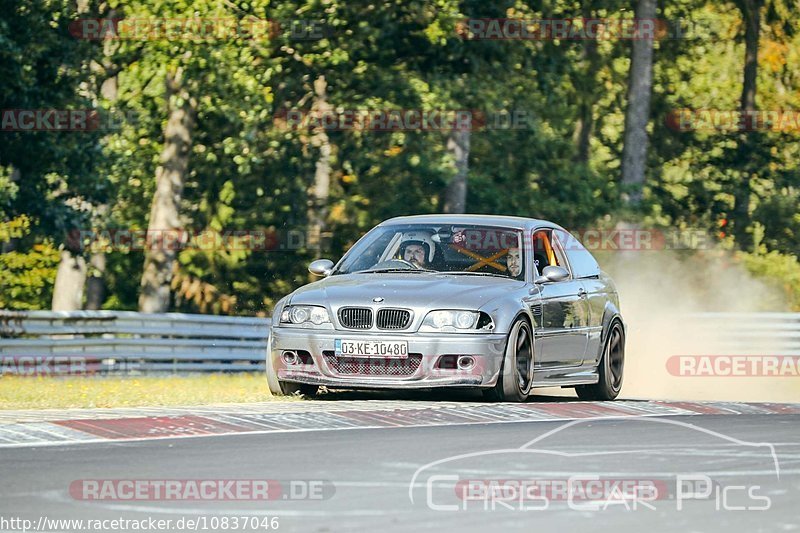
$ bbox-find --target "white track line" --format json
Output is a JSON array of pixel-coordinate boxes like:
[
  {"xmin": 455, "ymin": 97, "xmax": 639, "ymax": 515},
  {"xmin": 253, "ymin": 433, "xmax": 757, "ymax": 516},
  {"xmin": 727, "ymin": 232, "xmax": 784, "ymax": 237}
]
[{"xmin": 0, "ymin": 412, "xmax": 697, "ymax": 449}]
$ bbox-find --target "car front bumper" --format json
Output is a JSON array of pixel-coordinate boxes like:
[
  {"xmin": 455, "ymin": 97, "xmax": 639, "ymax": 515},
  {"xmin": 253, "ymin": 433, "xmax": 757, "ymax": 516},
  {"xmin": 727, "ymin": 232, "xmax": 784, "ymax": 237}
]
[{"xmin": 269, "ymin": 327, "xmax": 507, "ymax": 389}]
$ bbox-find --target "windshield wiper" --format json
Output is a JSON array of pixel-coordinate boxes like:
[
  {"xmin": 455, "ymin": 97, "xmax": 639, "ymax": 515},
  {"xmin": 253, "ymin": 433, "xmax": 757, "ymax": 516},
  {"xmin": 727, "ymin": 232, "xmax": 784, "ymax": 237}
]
[
  {"xmin": 443, "ymin": 271, "xmax": 509, "ymax": 279},
  {"xmin": 356, "ymin": 267, "xmax": 437, "ymax": 274}
]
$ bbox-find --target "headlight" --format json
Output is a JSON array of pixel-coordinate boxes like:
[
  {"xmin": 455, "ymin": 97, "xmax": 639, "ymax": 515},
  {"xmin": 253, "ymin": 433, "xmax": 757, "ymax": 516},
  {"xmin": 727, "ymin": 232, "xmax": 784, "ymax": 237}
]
[
  {"xmin": 421, "ymin": 310, "xmax": 482, "ymax": 332},
  {"xmin": 280, "ymin": 305, "xmax": 332, "ymax": 327}
]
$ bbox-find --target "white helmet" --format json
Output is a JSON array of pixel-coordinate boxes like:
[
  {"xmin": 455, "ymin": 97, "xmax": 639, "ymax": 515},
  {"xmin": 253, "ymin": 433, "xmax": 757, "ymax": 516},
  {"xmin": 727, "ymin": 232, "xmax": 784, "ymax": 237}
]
[
  {"xmin": 381, "ymin": 230, "xmax": 437, "ymax": 264},
  {"xmin": 398, "ymin": 231, "xmax": 436, "ymax": 262}
]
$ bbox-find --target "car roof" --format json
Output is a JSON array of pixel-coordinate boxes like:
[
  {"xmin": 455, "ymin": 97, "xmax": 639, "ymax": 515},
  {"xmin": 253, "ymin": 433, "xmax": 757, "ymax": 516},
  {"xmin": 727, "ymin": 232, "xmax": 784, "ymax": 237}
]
[{"xmin": 381, "ymin": 214, "xmax": 559, "ymax": 231}]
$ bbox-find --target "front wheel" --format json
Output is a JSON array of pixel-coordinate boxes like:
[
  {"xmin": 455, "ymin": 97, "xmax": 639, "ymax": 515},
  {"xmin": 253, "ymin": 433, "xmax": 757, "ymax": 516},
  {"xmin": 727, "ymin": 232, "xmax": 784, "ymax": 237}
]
[
  {"xmin": 576, "ymin": 320, "xmax": 624, "ymax": 401},
  {"xmin": 483, "ymin": 318, "xmax": 534, "ymax": 402}
]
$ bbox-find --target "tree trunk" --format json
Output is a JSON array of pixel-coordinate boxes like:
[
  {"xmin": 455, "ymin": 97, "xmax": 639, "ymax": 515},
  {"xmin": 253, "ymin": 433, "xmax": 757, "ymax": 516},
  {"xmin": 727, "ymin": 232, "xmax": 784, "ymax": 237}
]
[
  {"xmin": 138, "ymin": 69, "xmax": 195, "ymax": 313},
  {"xmin": 85, "ymin": 252, "xmax": 106, "ymax": 310},
  {"xmin": 739, "ymin": 0, "xmax": 759, "ymax": 114},
  {"xmin": 82, "ymin": 12, "xmax": 119, "ymax": 309},
  {"xmin": 621, "ymin": 0, "xmax": 657, "ymax": 206},
  {"xmin": 733, "ymin": 0, "xmax": 761, "ymax": 246},
  {"xmin": 306, "ymin": 75, "xmax": 332, "ymax": 254},
  {"xmin": 443, "ymin": 127, "xmax": 470, "ymax": 214},
  {"xmin": 51, "ymin": 250, "xmax": 86, "ymax": 311},
  {"xmin": 48, "ymin": 166, "xmax": 88, "ymax": 311},
  {"xmin": 573, "ymin": 101, "xmax": 594, "ymax": 165},
  {"xmin": 2, "ymin": 166, "xmax": 21, "ymax": 253},
  {"xmin": 50, "ymin": 0, "xmax": 97, "ymax": 310},
  {"xmin": 572, "ymin": 5, "xmax": 599, "ymax": 164}
]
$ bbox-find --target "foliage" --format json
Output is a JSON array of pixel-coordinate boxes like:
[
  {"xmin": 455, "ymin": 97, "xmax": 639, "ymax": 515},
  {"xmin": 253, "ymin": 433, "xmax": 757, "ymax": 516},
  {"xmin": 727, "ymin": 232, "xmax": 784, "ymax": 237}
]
[
  {"xmin": 0, "ymin": 216, "xmax": 60, "ymax": 310},
  {"xmin": 737, "ymin": 225, "xmax": 800, "ymax": 310},
  {"xmin": 737, "ymin": 250, "xmax": 800, "ymax": 311},
  {"xmin": 1, "ymin": 0, "xmax": 798, "ymax": 313}
]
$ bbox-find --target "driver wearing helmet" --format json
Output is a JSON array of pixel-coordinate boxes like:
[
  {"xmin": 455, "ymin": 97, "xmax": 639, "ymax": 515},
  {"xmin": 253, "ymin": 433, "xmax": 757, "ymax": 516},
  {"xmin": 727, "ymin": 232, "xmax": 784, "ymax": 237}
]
[{"xmin": 397, "ymin": 231, "xmax": 437, "ymax": 269}]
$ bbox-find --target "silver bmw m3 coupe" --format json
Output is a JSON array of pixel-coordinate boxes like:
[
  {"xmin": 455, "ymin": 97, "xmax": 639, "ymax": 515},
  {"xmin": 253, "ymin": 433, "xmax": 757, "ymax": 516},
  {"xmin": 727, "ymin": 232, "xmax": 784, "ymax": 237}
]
[{"xmin": 267, "ymin": 214, "xmax": 625, "ymax": 402}]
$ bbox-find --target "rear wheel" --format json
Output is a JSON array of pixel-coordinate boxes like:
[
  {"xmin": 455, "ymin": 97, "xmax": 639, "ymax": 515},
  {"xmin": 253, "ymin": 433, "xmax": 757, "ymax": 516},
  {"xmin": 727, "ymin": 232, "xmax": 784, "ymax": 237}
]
[
  {"xmin": 279, "ymin": 381, "xmax": 319, "ymax": 397},
  {"xmin": 483, "ymin": 318, "xmax": 533, "ymax": 402},
  {"xmin": 576, "ymin": 320, "xmax": 624, "ymax": 401}
]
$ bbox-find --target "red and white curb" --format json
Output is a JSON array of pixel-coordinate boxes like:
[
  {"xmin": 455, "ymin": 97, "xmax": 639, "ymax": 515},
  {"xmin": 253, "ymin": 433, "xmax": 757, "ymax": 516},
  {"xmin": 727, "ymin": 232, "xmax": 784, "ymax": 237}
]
[{"xmin": 0, "ymin": 400, "xmax": 797, "ymax": 448}]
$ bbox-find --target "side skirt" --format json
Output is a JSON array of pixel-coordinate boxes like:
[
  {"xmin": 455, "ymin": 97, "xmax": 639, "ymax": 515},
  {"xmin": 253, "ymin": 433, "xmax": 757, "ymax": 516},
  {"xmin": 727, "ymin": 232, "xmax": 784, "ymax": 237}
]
[{"xmin": 531, "ymin": 364, "xmax": 599, "ymax": 387}]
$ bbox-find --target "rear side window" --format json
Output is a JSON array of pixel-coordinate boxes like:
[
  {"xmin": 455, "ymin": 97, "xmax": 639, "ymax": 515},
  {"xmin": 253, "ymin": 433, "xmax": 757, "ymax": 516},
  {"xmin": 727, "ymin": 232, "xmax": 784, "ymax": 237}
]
[{"xmin": 553, "ymin": 229, "xmax": 600, "ymax": 279}]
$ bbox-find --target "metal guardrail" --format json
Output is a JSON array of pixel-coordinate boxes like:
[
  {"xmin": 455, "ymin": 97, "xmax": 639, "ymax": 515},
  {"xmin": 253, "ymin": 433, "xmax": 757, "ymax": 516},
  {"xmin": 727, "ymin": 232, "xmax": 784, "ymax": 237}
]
[
  {"xmin": 1, "ymin": 310, "xmax": 798, "ymax": 375},
  {"xmin": 0, "ymin": 310, "xmax": 270, "ymax": 374},
  {"xmin": 690, "ymin": 312, "xmax": 800, "ymax": 356}
]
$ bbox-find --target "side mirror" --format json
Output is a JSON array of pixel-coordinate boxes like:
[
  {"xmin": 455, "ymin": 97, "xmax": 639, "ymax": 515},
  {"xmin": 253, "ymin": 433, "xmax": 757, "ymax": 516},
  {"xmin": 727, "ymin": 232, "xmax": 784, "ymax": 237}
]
[
  {"xmin": 308, "ymin": 259, "xmax": 334, "ymax": 277},
  {"xmin": 535, "ymin": 265, "xmax": 570, "ymax": 284}
]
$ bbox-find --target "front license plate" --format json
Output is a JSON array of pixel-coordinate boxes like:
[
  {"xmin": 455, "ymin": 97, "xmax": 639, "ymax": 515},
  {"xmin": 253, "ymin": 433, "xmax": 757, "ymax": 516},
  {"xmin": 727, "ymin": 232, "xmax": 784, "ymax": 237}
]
[{"xmin": 335, "ymin": 339, "xmax": 408, "ymax": 359}]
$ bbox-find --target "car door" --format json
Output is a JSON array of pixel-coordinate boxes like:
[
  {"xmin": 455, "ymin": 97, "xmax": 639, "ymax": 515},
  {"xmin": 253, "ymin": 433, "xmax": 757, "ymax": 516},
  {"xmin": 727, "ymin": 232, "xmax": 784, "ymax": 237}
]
[
  {"xmin": 577, "ymin": 277, "xmax": 606, "ymax": 364},
  {"xmin": 530, "ymin": 229, "xmax": 589, "ymax": 367},
  {"xmin": 553, "ymin": 229, "xmax": 605, "ymax": 364}
]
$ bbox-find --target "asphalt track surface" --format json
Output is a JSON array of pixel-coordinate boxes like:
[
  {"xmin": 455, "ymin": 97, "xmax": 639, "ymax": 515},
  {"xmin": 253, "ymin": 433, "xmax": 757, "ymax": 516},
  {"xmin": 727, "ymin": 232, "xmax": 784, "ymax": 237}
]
[{"xmin": 1, "ymin": 396, "xmax": 799, "ymax": 532}]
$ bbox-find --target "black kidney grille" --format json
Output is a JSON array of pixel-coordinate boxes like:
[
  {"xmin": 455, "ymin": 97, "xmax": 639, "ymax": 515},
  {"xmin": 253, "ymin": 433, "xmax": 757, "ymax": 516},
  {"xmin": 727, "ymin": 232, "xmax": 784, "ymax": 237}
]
[
  {"xmin": 376, "ymin": 309, "xmax": 411, "ymax": 330},
  {"xmin": 338, "ymin": 307, "xmax": 373, "ymax": 329}
]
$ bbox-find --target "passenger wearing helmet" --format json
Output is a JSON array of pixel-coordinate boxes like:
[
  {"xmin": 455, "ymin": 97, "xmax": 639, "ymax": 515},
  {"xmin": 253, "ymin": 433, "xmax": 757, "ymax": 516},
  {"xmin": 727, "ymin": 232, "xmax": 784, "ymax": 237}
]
[{"xmin": 397, "ymin": 231, "xmax": 437, "ymax": 269}]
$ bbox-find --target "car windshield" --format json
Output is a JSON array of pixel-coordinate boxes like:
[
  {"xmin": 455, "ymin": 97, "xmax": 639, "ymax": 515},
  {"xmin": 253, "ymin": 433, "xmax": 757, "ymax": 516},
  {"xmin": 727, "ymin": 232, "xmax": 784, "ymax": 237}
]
[{"xmin": 333, "ymin": 224, "xmax": 524, "ymax": 279}]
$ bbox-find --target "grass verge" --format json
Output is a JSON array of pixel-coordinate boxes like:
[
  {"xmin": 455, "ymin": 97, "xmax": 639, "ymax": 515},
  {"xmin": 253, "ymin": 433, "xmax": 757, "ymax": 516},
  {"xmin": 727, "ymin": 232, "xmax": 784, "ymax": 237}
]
[{"xmin": 0, "ymin": 373, "xmax": 296, "ymax": 410}]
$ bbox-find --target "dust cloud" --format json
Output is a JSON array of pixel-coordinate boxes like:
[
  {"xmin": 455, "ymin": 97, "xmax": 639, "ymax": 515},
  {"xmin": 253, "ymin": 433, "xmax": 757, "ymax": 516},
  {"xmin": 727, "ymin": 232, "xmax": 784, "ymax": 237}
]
[{"xmin": 599, "ymin": 248, "xmax": 799, "ymax": 402}]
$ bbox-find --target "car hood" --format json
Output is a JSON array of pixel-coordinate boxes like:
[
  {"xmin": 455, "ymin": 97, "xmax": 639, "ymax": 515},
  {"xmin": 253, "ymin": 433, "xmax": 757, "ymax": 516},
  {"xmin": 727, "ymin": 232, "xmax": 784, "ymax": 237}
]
[{"xmin": 288, "ymin": 272, "xmax": 524, "ymax": 310}]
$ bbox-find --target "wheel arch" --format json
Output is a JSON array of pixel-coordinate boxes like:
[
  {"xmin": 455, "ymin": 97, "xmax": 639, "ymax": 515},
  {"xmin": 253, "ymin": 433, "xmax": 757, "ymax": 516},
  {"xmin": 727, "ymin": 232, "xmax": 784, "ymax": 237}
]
[
  {"xmin": 596, "ymin": 302, "xmax": 625, "ymax": 362},
  {"xmin": 483, "ymin": 309, "xmax": 534, "ymax": 388},
  {"xmin": 480, "ymin": 296, "xmax": 534, "ymax": 335}
]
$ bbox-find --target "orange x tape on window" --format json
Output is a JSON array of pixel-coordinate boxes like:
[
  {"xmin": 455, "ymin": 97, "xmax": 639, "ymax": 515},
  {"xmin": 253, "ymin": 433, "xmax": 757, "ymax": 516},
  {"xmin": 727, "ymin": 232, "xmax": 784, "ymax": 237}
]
[
  {"xmin": 533, "ymin": 232, "xmax": 557, "ymax": 266},
  {"xmin": 450, "ymin": 244, "xmax": 508, "ymax": 272}
]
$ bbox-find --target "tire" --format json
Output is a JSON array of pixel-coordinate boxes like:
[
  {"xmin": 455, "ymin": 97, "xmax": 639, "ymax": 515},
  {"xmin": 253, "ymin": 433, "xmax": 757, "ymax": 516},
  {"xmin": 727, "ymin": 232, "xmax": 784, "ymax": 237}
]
[
  {"xmin": 576, "ymin": 320, "xmax": 624, "ymax": 401},
  {"xmin": 483, "ymin": 318, "xmax": 534, "ymax": 402},
  {"xmin": 278, "ymin": 381, "xmax": 319, "ymax": 397}
]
